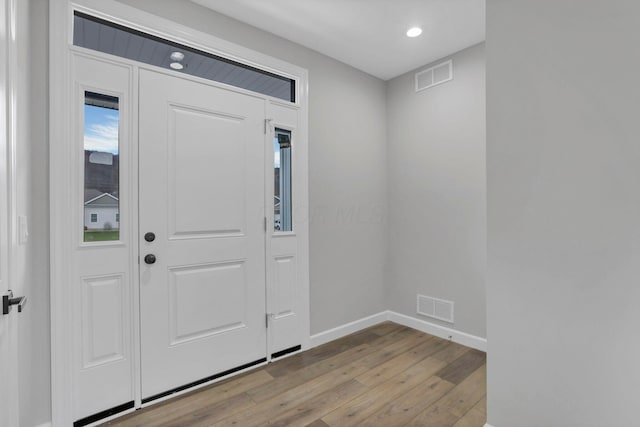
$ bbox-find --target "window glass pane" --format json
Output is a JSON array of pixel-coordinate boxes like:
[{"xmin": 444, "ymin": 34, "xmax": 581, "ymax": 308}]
[
  {"xmin": 84, "ymin": 91, "xmax": 120, "ymax": 242},
  {"xmin": 274, "ymin": 129, "xmax": 292, "ymax": 232},
  {"xmin": 73, "ymin": 12, "xmax": 296, "ymax": 102}
]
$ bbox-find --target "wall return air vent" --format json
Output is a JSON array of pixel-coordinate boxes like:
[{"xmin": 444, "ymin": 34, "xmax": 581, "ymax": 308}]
[
  {"xmin": 417, "ymin": 294, "xmax": 455, "ymax": 323},
  {"xmin": 415, "ymin": 59, "xmax": 453, "ymax": 92}
]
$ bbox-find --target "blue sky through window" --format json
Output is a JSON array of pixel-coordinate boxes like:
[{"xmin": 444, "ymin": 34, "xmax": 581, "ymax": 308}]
[
  {"xmin": 84, "ymin": 105, "xmax": 119, "ymax": 154},
  {"xmin": 274, "ymin": 136, "xmax": 280, "ymax": 168}
]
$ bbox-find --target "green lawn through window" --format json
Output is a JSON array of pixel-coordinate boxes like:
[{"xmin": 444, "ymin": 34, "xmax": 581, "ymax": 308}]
[{"xmin": 84, "ymin": 230, "xmax": 120, "ymax": 242}]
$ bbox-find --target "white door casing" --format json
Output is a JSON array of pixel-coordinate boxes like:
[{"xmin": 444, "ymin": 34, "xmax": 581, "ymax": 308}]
[
  {"xmin": 51, "ymin": 1, "xmax": 310, "ymax": 425},
  {"xmin": 138, "ymin": 69, "xmax": 267, "ymax": 399},
  {"xmin": 0, "ymin": 0, "xmax": 19, "ymax": 425}
]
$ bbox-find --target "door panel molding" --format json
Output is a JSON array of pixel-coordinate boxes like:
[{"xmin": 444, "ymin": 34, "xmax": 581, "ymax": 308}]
[{"xmin": 51, "ymin": 1, "xmax": 309, "ymax": 425}]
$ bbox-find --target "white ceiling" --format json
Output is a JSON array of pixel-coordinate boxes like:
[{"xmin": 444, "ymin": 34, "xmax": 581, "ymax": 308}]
[{"xmin": 191, "ymin": 0, "xmax": 485, "ymax": 81}]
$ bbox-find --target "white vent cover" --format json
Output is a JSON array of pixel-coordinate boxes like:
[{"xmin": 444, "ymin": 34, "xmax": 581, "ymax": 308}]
[
  {"xmin": 417, "ymin": 294, "xmax": 454, "ymax": 323},
  {"xmin": 415, "ymin": 59, "xmax": 453, "ymax": 92}
]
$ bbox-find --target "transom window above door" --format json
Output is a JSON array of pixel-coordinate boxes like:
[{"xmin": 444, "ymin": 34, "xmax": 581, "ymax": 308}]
[{"xmin": 73, "ymin": 11, "xmax": 296, "ymax": 102}]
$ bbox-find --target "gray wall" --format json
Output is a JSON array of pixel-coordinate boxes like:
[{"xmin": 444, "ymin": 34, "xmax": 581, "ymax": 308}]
[
  {"xmin": 386, "ymin": 43, "xmax": 486, "ymax": 338},
  {"xmin": 16, "ymin": 1, "xmax": 50, "ymax": 426},
  {"xmin": 487, "ymin": 1, "xmax": 640, "ymax": 426}
]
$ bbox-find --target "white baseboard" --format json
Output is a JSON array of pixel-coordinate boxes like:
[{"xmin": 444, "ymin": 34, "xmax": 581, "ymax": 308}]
[
  {"xmin": 35, "ymin": 423, "xmax": 52, "ymax": 427},
  {"xmin": 310, "ymin": 310, "xmax": 487, "ymax": 352},
  {"xmin": 484, "ymin": 424, "xmax": 494, "ymax": 427},
  {"xmin": 310, "ymin": 311, "xmax": 388, "ymax": 347},
  {"xmin": 387, "ymin": 311, "xmax": 487, "ymax": 352}
]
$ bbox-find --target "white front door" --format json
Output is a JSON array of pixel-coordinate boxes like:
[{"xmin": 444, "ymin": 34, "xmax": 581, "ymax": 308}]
[
  {"xmin": 138, "ymin": 69, "xmax": 268, "ymax": 399},
  {"xmin": 55, "ymin": 14, "xmax": 309, "ymax": 422}
]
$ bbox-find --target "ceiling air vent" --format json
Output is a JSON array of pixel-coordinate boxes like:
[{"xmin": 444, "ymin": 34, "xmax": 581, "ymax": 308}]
[
  {"xmin": 415, "ymin": 59, "xmax": 453, "ymax": 92},
  {"xmin": 417, "ymin": 294, "xmax": 455, "ymax": 323}
]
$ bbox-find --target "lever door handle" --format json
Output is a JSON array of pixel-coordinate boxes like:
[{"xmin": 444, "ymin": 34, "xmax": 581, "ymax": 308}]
[{"xmin": 2, "ymin": 290, "xmax": 27, "ymax": 315}]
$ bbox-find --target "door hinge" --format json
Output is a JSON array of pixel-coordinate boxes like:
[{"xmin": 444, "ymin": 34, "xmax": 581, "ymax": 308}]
[
  {"xmin": 264, "ymin": 118, "xmax": 272, "ymax": 134},
  {"xmin": 264, "ymin": 217, "xmax": 267, "ymax": 232}
]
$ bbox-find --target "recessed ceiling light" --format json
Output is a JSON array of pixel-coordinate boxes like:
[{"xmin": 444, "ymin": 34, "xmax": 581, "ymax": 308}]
[
  {"xmin": 170, "ymin": 62, "xmax": 184, "ymax": 70},
  {"xmin": 170, "ymin": 51, "xmax": 185, "ymax": 61},
  {"xmin": 406, "ymin": 27, "xmax": 423, "ymax": 38}
]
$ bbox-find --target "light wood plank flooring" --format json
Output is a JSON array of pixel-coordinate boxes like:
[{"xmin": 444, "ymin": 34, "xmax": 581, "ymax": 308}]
[{"xmin": 103, "ymin": 322, "xmax": 486, "ymax": 427}]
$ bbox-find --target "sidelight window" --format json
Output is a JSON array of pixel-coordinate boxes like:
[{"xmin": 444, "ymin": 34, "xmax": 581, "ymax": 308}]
[
  {"xmin": 83, "ymin": 91, "xmax": 120, "ymax": 242},
  {"xmin": 274, "ymin": 128, "xmax": 292, "ymax": 232}
]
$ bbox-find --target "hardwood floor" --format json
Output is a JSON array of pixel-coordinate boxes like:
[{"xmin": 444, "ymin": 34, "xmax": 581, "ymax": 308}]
[{"xmin": 103, "ymin": 322, "xmax": 486, "ymax": 427}]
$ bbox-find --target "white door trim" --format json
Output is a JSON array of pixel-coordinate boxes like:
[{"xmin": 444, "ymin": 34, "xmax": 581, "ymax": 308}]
[
  {"xmin": 50, "ymin": 1, "xmax": 309, "ymax": 425},
  {"xmin": 1, "ymin": 0, "xmax": 20, "ymax": 425}
]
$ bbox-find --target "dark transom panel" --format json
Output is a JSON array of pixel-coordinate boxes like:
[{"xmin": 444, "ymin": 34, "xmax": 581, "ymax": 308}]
[{"xmin": 73, "ymin": 12, "xmax": 296, "ymax": 102}]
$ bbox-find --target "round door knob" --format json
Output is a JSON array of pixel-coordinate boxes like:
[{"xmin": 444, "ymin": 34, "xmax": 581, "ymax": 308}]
[
  {"xmin": 144, "ymin": 254, "xmax": 156, "ymax": 265},
  {"xmin": 144, "ymin": 232, "xmax": 156, "ymax": 242}
]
